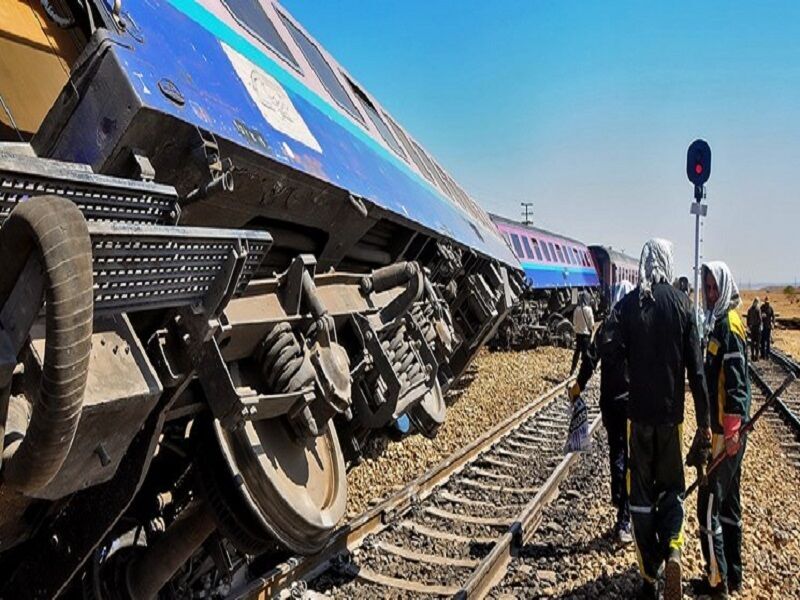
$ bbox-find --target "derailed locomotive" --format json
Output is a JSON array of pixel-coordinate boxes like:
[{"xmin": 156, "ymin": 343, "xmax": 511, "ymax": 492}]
[
  {"xmin": 0, "ymin": 1, "xmax": 519, "ymax": 597},
  {"xmin": 490, "ymin": 214, "xmax": 638, "ymax": 350}
]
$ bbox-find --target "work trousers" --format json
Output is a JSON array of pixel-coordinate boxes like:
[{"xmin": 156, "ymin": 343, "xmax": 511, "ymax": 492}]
[
  {"xmin": 697, "ymin": 435, "xmax": 746, "ymax": 588},
  {"xmin": 627, "ymin": 422, "xmax": 685, "ymax": 583},
  {"xmin": 760, "ymin": 328, "xmax": 772, "ymax": 359},
  {"xmin": 748, "ymin": 330, "xmax": 760, "ymax": 361},
  {"xmin": 601, "ymin": 396, "xmax": 629, "ymax": 526},
  {"xmin": 571, "ymin": 333, "xmax": 590, "ymax": 373}
]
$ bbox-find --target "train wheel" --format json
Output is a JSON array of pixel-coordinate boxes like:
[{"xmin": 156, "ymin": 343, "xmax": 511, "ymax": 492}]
[
  {"xmin": 407, "ymin": 381, "xmax": 446, "ymax": 438},
  {"xmin": 554, "ymin": 319, "xmax": 575, "ymax": 348},
  {"xmin": 197, "ymin": 415, "xmax": 347, "ymax": 556}
]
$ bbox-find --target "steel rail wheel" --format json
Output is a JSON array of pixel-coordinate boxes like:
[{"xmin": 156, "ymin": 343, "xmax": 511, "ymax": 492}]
[
  {"xmin": 210, "ymin": 416, "xmax": 347, "ymax": 555},
  {"xmin": 408, "ymin": 381, "xmax": 446, "ymax": 438}
]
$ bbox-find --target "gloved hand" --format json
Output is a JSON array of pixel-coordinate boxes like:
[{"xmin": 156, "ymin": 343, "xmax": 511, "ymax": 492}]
[
  {"xmin": 723, "ymin": 415, "xmax": 743, "ymax": 457},
  {"xmin": 686, "ymin": 428, "xmax": 712, "ymax": 468},
  {"xmin": 568, "ymin": 382, "xmax": 581, "ymax": 401}
]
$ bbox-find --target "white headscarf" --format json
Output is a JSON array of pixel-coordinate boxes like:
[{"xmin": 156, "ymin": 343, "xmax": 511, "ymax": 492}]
[
  {"xmin": 612, "ymin": 280, "xmax": 634, "ymax": 309},
  {"xmin": 701, "ymin": 260, "xmax": 741, "ymax": 330},
  {"xmin": 638, "ymin": 238, "xmax": 674, "ymax": 305}
]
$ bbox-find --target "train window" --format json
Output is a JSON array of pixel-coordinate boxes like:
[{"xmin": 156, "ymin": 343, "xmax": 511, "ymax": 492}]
[
  {"xmin": 413, "ymin": 141, "xmax": 447, "ymax": 189},
  {"xmin": 531, "ymin": 239, "xmax": 543, "ymax": 261},
  {"xmin": 521, "ymin": 237, "xmax": 534, "ymax": 259},
  {"xmin": 222, "ymin": 0, "xmax": 300, "ymax": 70},
  {"xmin": 547, "ymin": 242, "xmax": 557, "ymax": 262},
  {"xmin": 540, "ymin": 241, "xmax": 551, "ymax": 262},
  {"xmin": 384, "ymin": 116, "xmax": 436, "ymax": 183},
  {"xmin": 433, "ymin": 163, "xmax": 458, "ymax": 199},
  {"xmin": 510, "ymin": 234, "xmax": 524, "ymax": 258},
  {"xmin": 277, "ymin": 12, "xmax": 364, "ymax": 123},
  {"xmin": 555, "ymin": 245, "xmax": 565, "ymax": 263},
  {"xmin": 345, "ymin": 77, "xmax": 406, "ymax": 159}
]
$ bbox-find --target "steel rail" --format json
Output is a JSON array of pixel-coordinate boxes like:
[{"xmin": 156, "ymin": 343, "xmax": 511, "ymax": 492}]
[
  {"xmin": 230, "ymin": 375, "xmax": 576, "ymax": 600},
  {"xmin": 455, "ymin": 412, "xmax": 603, "ymax": 599},
  {"xmin": 750, "ymin": 350, "xmax": 800, "ymax": 435}
]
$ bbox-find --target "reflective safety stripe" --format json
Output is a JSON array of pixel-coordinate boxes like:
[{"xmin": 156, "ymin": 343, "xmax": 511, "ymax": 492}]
[
  {"xmin": 723, "ymin": 352, "xmax": 744, "ymax": 362},
  {"xmin": 719, "ymin": 516, "xmax": 742, "ymax": 528},
  {"xmin": 706, "ymin": 493, "xmax": 721, "ymax": 586},
  {"xmin": 630, "ymin": 504, "xmax": 653, "ymax": 514},
  {"xmin": 699, "ymin": 525, "xmax": 723, "ymax": 535}
]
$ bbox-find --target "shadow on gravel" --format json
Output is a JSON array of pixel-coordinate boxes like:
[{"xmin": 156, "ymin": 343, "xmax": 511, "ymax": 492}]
[
  {"xmin": 550, "ymin": 564, "xmax": 640, "ymax": 599},
  {"xmin": 444, "ymin": 366, "xmax": 478, "ymax": 407},
  {"xmin": 517, "ymin": 525, "xmax": 620, "ymax": 562}
]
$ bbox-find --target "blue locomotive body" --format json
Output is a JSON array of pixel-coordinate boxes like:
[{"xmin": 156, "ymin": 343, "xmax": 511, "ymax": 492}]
[{"xmin": 35, "ymin": 0, "xmax": 516, "ymax": 268}]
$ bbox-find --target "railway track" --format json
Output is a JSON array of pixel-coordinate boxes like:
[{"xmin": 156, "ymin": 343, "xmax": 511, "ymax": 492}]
[
  {"xmin": 229, "ymin": 377, "xmax": 601, "ymax": 599},
  {"xmin": 750, "ymin": 349, "xmax": 800, "ymax": 466}
]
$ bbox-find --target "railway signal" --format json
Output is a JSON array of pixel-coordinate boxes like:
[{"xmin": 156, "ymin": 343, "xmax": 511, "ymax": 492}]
[{"xmin": 687, "ymin": 139, "xmax": 711, "ymax": 312}]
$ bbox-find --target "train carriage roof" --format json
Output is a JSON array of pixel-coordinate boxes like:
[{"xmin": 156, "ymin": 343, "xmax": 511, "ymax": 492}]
[{"xmin": 35, "ymin": 0, "xmax": 518, "ymax": 269}]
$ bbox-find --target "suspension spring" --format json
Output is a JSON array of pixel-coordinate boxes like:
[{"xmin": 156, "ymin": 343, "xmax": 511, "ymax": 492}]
[{"xmin": 259, "ymin": 322, "xmax": 314, "ymax": 394}]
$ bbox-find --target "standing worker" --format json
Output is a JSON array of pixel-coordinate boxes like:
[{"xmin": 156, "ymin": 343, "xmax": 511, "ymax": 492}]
[
  {"xmin": 746, "ymin": 297, "xmax": 761, "ymax": 361},
  {"xmin": 599, "ymin": 238, "xmax": 710, "ymax": 600},
  {"xmin": 570, "ymin": 280, "xmax": 634, "ymax": 544},
  {"xmin": 692, "ymin": 262, "xmax": 751, "ymax": 599},
  {"xmin": 760, "ymin": 297, "xmax": 775, "ymax": 359},
  {"xmin": 570, "ymin": 291, "xmax": 595, "ymax": 374}
]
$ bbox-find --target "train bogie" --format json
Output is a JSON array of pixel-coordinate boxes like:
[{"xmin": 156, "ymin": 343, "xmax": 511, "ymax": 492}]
[{"xmin": 0, "ymin": 1, "xmax": 519, "ymax": 597}]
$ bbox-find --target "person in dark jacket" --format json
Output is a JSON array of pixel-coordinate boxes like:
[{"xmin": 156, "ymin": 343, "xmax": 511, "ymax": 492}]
[
  {"xmin": 760, "ymin": 298, "xmax": 775, "ymax": 358},
  {"xmin": 692, "ymin": 262, "xmax": 751, "ymax": 599},
  {"xmin": 745, "ymin": 298, "xmax": 761, "ymax": 361},
  {"xmin": 599, "ymin": 238, "xmax": 711, "ymax": 600},
  {"xmin": 570, "ymin": 281, "xmax": 634, "ymax": 544}
]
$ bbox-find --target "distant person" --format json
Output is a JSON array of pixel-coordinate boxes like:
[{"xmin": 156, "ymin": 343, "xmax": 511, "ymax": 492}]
[
  {"xmin": 746, "ymin": 297, "xmax": 761, "ymax": 361},
  {"xmin": 678, "ymin": 276, "xmax": 690, "ymax": 297},
  {"xmin": 599, "ymin": 238, "xmax": 710, "ymax": 600},
  {"xmin": 570, "ymin": 291, "xmax": 594, "ymax": 374},
  {"xmin": 760, "ymin": 297, "xmax": 775, "ymax": 358},
  {"xmin": 693, "ymin": 262, "xmax": 751, "ymax": 598},
  {"xmin": 570, "ymin": 280, "xmax": 634, "ymax": 545}
]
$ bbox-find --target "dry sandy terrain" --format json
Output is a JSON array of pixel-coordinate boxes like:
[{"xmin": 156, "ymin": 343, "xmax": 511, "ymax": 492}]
[{"xmin": 739, "ymin": 289, "xmax": 800, "ymax": 359}]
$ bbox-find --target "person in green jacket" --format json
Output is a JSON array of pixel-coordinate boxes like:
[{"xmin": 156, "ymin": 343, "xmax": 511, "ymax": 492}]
[{"xmin": 693, "ymin": 261, "xmax": 751, "ymax": 599}]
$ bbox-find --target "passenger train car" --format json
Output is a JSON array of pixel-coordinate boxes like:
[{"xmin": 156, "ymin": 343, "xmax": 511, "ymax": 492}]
[
  {"xmin": 0, "ymin": 1, "xmax": 521, "ymax": 597},
  {"xmin": 589, "ymin": 245, "xmax": 640, "ymax": 312},
  {"xmin": 490, "ymin": 214, "xmax": 638, "ymax": 349}
]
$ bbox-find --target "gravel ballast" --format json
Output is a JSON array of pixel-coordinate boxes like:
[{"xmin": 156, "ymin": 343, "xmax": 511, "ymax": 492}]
[
  {"xmin": 345, "ymin": 347, "xmax": 572, "ymax": 517},
  {"xmin": 493, "ymin": 384, "xmax": 800, "ymax": 598}
]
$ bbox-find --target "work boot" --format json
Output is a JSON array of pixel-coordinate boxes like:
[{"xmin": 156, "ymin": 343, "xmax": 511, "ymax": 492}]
[
  {"xmin": 664, "ymin": 548, "xmax": 682, "ymax": 600},
  {"xmin": 636, "ymin": 580, "xmax": 657, "ymax": 600},
  {"xmin": 690, "ymin": 577, "xmax": 729, "ymax": 599},
  {"xmin": 615, "ymin": 520, "xmax": 633, "ymax": 545}
]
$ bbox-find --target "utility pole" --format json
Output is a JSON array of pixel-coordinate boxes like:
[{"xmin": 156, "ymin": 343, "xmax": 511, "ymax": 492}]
[{"xmin": 521, "ymin": 202, "xmax": 534, "ymax": 225}]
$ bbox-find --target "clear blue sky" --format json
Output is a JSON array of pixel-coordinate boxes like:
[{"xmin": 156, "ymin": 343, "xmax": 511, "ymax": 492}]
[{"xmin": 282, "ymin": 1, "xmax": 800, "ymax": 286}]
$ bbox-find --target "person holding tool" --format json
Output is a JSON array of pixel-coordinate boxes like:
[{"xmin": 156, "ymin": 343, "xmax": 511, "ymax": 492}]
[
  {"xmin": 691, "ymin": 261, "xmax": 750, "ymax": 598},
  {"xmin": 570, "ymin": 281, "xmax": 634, "ymax": 545},
  {"xmin": 599, "ymin": 238, "xmax": 710, "ymax": 600}
]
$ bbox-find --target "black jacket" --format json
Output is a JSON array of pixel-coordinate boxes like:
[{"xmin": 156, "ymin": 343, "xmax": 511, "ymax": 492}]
[
  {"xmin": 599, "ymin": 283, "xmax": 710, "ymax": 427},
  {"xmin": 577, "ymin": 321, "xmax": 629, "ymax": 403},
  {"xmin": 761, "ymin": 303, "xmax": 775, "ymax": 330}
]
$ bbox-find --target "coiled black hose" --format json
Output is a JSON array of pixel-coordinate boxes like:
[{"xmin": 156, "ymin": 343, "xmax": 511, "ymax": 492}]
[{"xmin": 0, "ymin": 196, "xmax": 93, "ymax": 495}]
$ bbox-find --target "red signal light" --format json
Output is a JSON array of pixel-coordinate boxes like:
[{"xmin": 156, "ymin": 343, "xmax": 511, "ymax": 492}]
[{"xmin": 695, "ymin": 163, "xmax": 703, "ymax": 174}]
